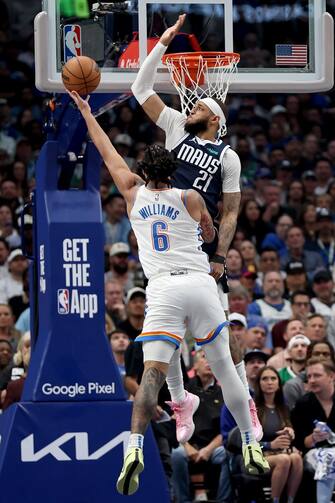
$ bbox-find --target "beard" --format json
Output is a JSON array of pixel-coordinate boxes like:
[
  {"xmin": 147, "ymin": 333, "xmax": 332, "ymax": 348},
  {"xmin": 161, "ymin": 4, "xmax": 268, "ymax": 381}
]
[
  {"xmin": 113, "ymin": 263, "xmax": 128, "ymax": 274},
  {"xmin": 184, "ymin": 118, "xmax": 209, "ymax": 136},
  {"xmin": 266, "ymin": 288, "xmax": 283, "ymax": 299}
]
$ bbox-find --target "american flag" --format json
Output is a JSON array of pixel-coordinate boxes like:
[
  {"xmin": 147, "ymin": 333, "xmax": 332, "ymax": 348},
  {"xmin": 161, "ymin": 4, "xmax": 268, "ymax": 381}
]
[{"xmin": 275, "ymin": 44, "xmax": 308, "ymax": 66}]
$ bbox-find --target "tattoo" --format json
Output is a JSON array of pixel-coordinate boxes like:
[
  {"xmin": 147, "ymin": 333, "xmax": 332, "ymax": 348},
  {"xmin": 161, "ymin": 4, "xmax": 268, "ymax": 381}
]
[
  {"xmin": 131, "ymin": 367, "xmax": 166, "ymax": 435},
  {"xmin": 216, "ymin": 192, "xmax": 241, "ymax": 256},
  {"xmin": 200, "ymin": 211, "xmax": 215, "ymax": 243}
]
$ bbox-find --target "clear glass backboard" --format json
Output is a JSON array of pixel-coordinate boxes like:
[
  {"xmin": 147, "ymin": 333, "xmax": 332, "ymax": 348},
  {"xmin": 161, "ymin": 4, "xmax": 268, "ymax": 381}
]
[{"xmin": 35, "ymin": 0, "xmax": 334, "ymax": 93}]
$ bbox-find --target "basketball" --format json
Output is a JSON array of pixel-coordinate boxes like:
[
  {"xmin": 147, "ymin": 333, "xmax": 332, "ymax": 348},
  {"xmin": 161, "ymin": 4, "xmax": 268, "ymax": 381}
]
[{"xmin": 61, "ymin": 56, "xmax": 101, "ymax": 96}]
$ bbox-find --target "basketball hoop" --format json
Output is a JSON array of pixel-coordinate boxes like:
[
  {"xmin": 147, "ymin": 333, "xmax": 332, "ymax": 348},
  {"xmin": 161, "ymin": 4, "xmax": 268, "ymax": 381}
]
[{"xmin": 162, "ymin": 51, "xmax": 240, "ymax": 135}]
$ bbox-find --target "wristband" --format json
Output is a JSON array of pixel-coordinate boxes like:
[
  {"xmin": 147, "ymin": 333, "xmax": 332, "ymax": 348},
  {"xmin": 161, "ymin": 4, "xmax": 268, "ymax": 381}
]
[{"xmin": 211, "ymin": 254, "xmax": 226, "ymax": 265}]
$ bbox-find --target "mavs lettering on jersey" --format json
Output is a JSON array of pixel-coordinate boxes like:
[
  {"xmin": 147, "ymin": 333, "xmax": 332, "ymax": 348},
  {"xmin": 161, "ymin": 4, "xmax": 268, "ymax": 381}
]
[{"xmin": 172, "ymin": 135, "xmax": 229, "ymax": 219}]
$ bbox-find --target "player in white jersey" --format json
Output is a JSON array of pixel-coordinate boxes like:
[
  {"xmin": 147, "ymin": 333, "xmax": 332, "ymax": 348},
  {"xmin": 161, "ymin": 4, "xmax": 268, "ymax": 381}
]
[
  {"xmin": 69, "ymin": 90, "xmax": 270, "ymax": 495},
  {"xmin": 131, "ymin": 14, "xmax": 263, "ymax": 442}
]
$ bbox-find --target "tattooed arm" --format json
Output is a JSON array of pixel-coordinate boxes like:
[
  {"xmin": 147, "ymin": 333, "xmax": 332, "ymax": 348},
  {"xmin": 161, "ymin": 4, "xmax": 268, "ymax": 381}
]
[
  {"xmin": 216, "ymin": 192, "xmax": 241, "ymax": 257},
  {"xmin": 185, "ymin": 189, "xmax": 215, "ymax": 243}
]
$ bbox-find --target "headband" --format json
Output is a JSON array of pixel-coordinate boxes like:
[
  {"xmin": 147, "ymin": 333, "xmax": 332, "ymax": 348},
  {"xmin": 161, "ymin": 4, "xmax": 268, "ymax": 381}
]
[{"xmin": 199, "ymin": 97, "xmax": 226, "ymax": 127}]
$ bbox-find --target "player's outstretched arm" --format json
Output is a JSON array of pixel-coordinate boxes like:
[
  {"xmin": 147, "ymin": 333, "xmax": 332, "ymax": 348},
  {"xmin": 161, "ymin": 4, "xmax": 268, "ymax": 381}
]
[
  {"xmin": 68, "ymin": 91, "xmax": 141, "ymax": 201},
  {"xmin": 131, "ymin": 14, "xmax": 186, "ymax": 123},
  {"xmin": 186, "ymin": 190, "xmax": 215, "ymax": 243}
]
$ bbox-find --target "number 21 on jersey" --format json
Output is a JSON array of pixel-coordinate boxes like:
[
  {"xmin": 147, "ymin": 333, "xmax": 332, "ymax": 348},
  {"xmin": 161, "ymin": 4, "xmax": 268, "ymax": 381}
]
[{"xmin": 151, "ymin": 221, "xmax": 170, "ymax": 252}]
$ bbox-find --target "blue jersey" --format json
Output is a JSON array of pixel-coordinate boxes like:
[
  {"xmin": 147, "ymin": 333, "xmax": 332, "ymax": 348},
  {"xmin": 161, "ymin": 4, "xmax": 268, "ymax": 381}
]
[{"xmin": 171, "ymin": 134, "xmax": 230, "ymax": 219}]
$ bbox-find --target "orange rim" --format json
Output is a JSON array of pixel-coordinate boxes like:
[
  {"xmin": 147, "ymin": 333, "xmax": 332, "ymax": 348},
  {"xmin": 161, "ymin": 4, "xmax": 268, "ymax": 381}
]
[{"xmin": 162, "ymin": 51, "xmax": 240, "ymax": 68}]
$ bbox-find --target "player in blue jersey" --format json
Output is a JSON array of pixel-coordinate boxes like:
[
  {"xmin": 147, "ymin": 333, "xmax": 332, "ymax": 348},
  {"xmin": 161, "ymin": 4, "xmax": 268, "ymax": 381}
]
[
  {"xmin": 131, "ymin": 14, "xmax": 263, "ymax": 442},
  {"xmin": 68, "ymin": 90, "xmax": 270, "ymax": 496}
]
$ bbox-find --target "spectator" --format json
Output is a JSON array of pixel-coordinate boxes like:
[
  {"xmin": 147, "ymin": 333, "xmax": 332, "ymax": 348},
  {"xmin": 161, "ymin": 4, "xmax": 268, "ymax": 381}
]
[
  {"xmin": 228, "ymin": 284, "xmax": 251, "ymax": 314},
  {"xmin": 313, "ymin": 208, "xmax": 335, "ymax": 268},
  {"xmin": 248, "ymin": 271, "xmax": 292, "ymax": 336},
  {"xmin": 305, "ymin": 314, "xmax": 327, "ymax": 343},
  {"xmin": 314, "ymin": 158, "xmax": 333, "ymax": 196},
  {"xmin": 268, "ymin": 318, "xmax": 305, "ymax": 369},
  {"xmin": 261, "ymin": 214, "xmax": 293, "ymax": 253},
  {"xmin": 274, "ymin": 159, "xmax": 294, "ymax": 192},
  {"xmin": 301, "ymin": 170, "xmax": 318, "ymax": 203},
  {"xmin": 238, "ymin": 199, "xmax": 272, "ymax": 250},
  {"xmin": 104, "ymin": 242, "xmax": 135, "ymax": 293},
  {"xmin": 2, "ymin": 331, "xmax": 30, "ymax": 410},
  {"xmin": 105, "ymin": 280, "xmax": 127, "ymax": 327},
  {"xmin": 103, "ymin": 194, "xmax": 131, "ymax": 246},
  {"xmin": 113, "ymin": 134, "xmax": 136, "ymax": 170},
  {"xmin": 280, "ymin": 226, "xmax": 324, "ymax": 278},
  {"xmin": 109, "ymin": 329, "xmax": 130, "ymax": 380},
  {"xmin": 291, "ymin": 359, "xmax": 335, "ymax": 502},
  {"xmin": 284, "ymin": 260, "xmax": 308, "ymax": 297},
  {"xmin": 258, "ymin": 247, "xmax": 281, "ymax": 280},
  {"xmin": 301, "ymin": 203, "xmax": 317, "ymax": 243},
  {"xmin": 228, "ymin": 312, "xmax": 248, "ymax": 350},
  {"xmin": 0, "ymin": 203, "xmax": 20, "ymax": 248},
  {"xmin": 261, "ymin": 182, "xmax": 294, "ymax": 225},
  {"xmin": 0, "ymin": 302, "xmax": 20, "ymax": 351},
  {"xmin": 286, "ymin": 180, "xmax": 305, "ymax": 221},
  {"xmin": 290, "ymin": 290, "xmax": 312, "ymax": 323},
  {"xmin": 117, "ymin": 287, "xmax": 145, "ymax": 341},
  {"xmin": 15, "ymin": 305, "xmax": 30, "ymax": 335},
  {"xmin": 171, "ymin": 350, "xmax": 231, "ymax": 503},
  {"xmin": 0, "ymin": 249, "xmax": 28, "ymax": 304},
  {"xmin": 284, "ymin": 340, "xmax": 335, "ymax": 411},
  {"xmin": 221, "ymin": 349, "xmax": 268, "ymax": 443},
  {"xmin": 278, "ymin": 334, "xmax": 310, "ymax": 384},
  {"xmin": 240, "ymin": 270, "xmax": 261, "ymax": 300},
  {"xmin": 310, "ymin": 269, "xmax": 335, "ymax": 343},
  {"xmin": 225, "ymin": 248, "xmax": 244, "ymax": 281},
  {"xmin": 0, "ymin": 178, "xmax": 22, "ymax": 214},
  {"xmin": 255, "ymin": 366, "xmax": 303, "ymax": 503},
  {"xmin": 240, "ymin": 240, "xmax": 258, "ymax": 272},
  {"xmin": 243, "ymin": 318, "xmax": 268, "ymax": 353},
  {"xmin": 8, "ymin": 267, "xmax": 29, "ymax": 321},
  {"xmin": 0, "ymin": 339, "xmax": 13, "ymax": 390},
  {"xmin": 0, "ymin": 236, "xmax": 9, "ymax": 280}
]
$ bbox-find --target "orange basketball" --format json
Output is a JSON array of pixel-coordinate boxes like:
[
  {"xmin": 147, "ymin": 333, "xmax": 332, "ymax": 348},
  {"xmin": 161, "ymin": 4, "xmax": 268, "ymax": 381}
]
[{"xmin": 62, "ymin": 56, "xmax": 101, "ymax": 96}]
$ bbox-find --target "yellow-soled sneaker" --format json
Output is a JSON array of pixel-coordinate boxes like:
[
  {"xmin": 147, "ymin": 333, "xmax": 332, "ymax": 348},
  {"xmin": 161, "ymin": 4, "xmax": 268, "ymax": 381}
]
[
  {"xmin": 242, "ymin": 443, "xmax": 270, "ymax": 476},
  {"xmin": 116, "ymin": 447, "xmax": 144, "ymax": 496}
]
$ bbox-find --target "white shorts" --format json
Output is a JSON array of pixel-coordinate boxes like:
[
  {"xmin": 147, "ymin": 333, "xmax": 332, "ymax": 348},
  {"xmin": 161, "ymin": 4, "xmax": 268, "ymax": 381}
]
[{"xmin": 135, "ymin": 272, "xmax": 228, "ymax": 349}]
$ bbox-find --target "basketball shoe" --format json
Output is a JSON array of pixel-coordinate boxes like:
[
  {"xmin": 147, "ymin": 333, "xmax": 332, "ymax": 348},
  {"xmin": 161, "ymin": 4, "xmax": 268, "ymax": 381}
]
[
  {"xmin": 116, "ymin": 447, "xmax": 144, "ymax": 496},
  {"xmin": 166, "ymin": 390, "xmax": 200, "ymax": 443},
  {"xmin": 242, "ymin": 443, "xmax": 270, "ymax": 476}
]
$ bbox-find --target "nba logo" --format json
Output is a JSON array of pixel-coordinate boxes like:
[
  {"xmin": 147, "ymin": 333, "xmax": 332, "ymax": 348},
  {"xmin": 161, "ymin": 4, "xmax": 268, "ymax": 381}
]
[
  {"xmin": 63, "ymin": 25, "xmax": 82, "ymax": 62},
  {"xmin": 58, "ymin": 289, "xmax": 69, "ymax": 314}
]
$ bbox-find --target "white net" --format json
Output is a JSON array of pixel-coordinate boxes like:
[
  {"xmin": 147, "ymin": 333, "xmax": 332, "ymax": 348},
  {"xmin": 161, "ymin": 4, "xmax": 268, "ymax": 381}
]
[{"xmin": 163, "ymin": 52, "xmax": 240, "ymax": 136}]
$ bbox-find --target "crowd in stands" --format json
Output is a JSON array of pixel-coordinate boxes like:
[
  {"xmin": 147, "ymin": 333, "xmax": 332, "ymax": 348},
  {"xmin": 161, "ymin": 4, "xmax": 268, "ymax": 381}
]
[{"xmin": 2, "ymin": 1, "xmax": 335, "ymax": 501}]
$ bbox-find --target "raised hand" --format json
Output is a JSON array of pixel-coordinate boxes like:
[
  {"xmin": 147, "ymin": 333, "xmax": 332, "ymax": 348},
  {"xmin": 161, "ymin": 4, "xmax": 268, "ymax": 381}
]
[
  {"xmin": 160, "ymin": 14, "xmax": 186, "ymax": 47},
  {"xmin": 67, "ymin": 90, "xmax": 91, "ymax": 115}
]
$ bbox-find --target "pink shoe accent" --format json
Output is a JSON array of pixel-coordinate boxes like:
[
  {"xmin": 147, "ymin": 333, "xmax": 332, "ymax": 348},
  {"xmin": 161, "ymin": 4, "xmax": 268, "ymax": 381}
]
[
  {"xmin": 166, "ymin": 391, "xmax": 200, "ymax": 443},
  {"xmin": 249, "ymin": 398, "xmax": 263, "ymax": 441}
]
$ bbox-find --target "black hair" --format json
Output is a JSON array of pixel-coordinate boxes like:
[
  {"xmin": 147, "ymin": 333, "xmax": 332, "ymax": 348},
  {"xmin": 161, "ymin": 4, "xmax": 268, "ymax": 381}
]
[
  {"xmin": 290, "ymin": 290, "xmax": 311, "ymax": 303},
  {"xmin": 260, "ymin": 246, "xmax": 279, "ymax": 257},
  {"xmin": 137, "ymin": 145, "xmax": 177, "ymax": 188}
]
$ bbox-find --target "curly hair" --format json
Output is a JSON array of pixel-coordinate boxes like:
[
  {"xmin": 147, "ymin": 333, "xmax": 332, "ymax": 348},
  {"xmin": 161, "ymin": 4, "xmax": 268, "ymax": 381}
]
[{"xmin": 137, "ymin": 145, "xmax": 177, "ymax": 187}]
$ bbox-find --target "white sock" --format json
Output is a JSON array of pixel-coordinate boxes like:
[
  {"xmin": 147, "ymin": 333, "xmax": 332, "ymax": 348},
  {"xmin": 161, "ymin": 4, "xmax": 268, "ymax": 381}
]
[
  {"xmin": 128, "ymin": 434, "xmax": 144, "ymax": 450},
  {"xmin": 235, "ymin": 361, "xmax": 252, "ymax": 400},
  {"xmin": 166, "ymin": 348, "xmax": 186, "ymax": 403},
  {"xmin": 203, "ymin": 331, "xmax": 255, "ymax": 445}
]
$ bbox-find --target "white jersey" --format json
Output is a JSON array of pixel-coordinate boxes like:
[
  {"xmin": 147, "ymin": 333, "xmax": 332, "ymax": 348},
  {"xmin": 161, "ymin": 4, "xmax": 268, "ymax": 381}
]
[{"xmin": 130, "ymin": 186, "xmax": 210, "ymax": 279}]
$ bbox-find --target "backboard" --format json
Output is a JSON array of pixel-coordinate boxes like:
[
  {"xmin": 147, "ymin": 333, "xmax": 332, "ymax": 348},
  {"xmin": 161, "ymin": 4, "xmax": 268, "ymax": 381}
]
[{"xmin": 35, "ymin": 0, "xmax": 334, "ymax": 94}]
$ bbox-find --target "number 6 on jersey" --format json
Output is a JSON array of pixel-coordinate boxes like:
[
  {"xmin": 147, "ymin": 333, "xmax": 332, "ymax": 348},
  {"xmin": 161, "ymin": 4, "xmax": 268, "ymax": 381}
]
[{"xmin": 152, "ymin": 221, "xmax": 170, "ymax": 252}]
